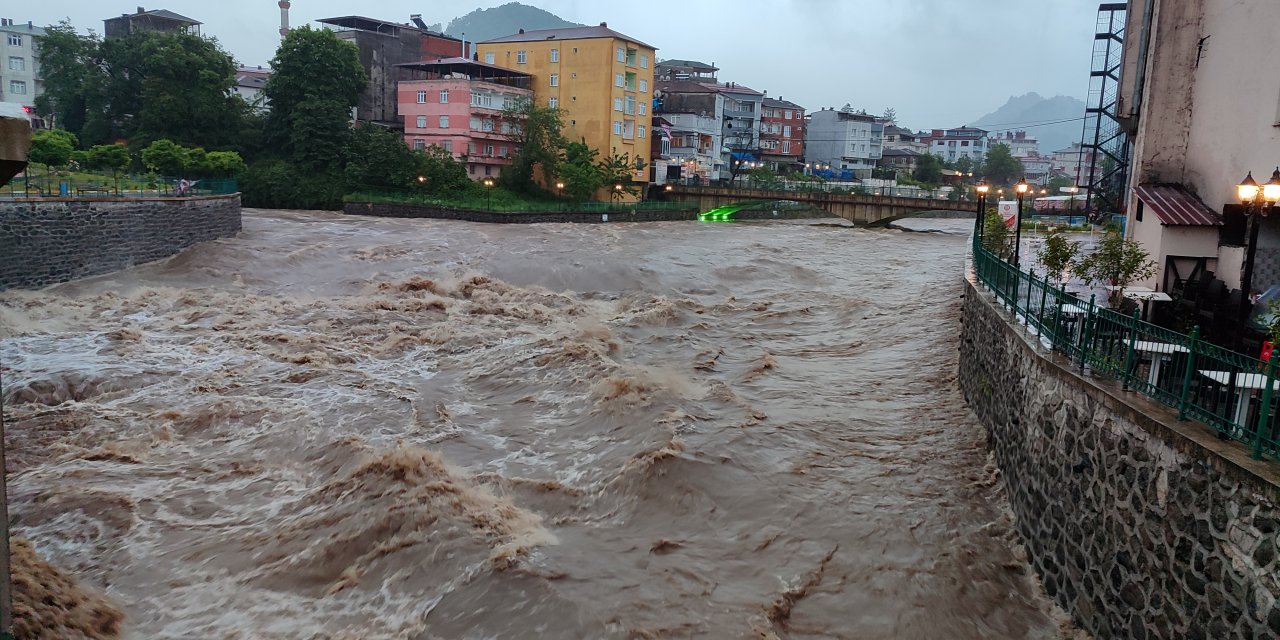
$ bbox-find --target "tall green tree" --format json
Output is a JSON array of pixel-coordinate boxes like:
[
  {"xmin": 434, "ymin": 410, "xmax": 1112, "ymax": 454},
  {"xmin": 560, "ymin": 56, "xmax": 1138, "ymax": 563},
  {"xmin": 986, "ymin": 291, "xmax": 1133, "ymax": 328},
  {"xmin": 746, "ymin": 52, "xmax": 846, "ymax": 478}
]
[
  {"xmin": 913, "ymin": 153, "xmax": 943, "ymax": 185},
  {"xmin": 557, "ymin": 141, "xmax": 603, "ymax": 201},
  {"xmin": 32, "ymin": 21, "xmax": 98, "ymax": 135},
  {"xmin": 141, "ymin": 139, "xmax": 188, "ymax": 175},
  {"xmin": 983, "ymin": 143, "xmax": 1025, "ymax": 186},
  {"xmin": 264, "ymin": 26, "xmax": 365, "ymax": 168},
  {"xmin": 85, "ymin": 144, "xmax": 132, "ymax": 175},
  {"xmin": 501, "ymin": 98, "xmax": 564, "ymax": 193},
  {"xmin": 598, "ymin": 151, "xmax": 640, "ymax": 198}
]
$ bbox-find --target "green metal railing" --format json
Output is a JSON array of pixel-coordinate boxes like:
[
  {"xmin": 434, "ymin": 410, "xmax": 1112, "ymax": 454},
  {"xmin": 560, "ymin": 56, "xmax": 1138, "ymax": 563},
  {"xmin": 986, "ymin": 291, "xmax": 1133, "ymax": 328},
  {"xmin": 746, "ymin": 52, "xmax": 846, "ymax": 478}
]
[
  {"xmin": 2, "ymin": 174, "xmax": 238, "ymax": 199},
  {"xmin": 972, "ymin": 230, "xmax": 1279, "ymax": 462}
]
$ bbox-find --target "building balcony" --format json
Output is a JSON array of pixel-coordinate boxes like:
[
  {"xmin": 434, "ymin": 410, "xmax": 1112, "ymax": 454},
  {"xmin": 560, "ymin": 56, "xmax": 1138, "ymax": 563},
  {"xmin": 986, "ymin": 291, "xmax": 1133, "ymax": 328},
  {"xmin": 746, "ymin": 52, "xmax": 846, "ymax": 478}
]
[{"xmin": 722, "ymin": 108, "xmax": 756, "ymax": 119}]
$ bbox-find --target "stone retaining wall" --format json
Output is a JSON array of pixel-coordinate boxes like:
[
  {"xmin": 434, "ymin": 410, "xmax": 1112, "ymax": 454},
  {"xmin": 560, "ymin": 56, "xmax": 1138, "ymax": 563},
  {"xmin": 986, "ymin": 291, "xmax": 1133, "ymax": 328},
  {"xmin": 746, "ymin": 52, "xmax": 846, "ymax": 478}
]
[
  {"xmin": 959, "ymin": 277, "xmax": 1280, "ymax": 639},
  {"xmin": 0, "ymin": 194, "xmax": 241, "ymax": 290},
  {"xmin": 342, "ymin": 201, "xmax": 829, "ymax": 223}
]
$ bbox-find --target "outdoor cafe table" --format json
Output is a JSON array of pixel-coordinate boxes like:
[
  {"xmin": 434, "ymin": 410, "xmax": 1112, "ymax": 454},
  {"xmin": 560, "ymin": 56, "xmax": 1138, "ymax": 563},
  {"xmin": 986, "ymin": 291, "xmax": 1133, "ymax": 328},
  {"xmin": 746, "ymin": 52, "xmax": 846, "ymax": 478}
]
[
  {"xmin": 1122, "ymin": 339, "xmax": 1189, "ymax": 387},
  {"xmin": 1196, "ymin": 370, "xmax": 1280, "ymax": 427}
]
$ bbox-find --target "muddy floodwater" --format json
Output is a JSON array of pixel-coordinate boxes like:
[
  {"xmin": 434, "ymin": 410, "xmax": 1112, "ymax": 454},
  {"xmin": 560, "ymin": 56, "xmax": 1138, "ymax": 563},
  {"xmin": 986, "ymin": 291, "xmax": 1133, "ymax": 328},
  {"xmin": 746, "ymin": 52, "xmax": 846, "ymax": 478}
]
[{"xmin": 0, "ymin": 210, "xmax": 1072, "ymax": 639}]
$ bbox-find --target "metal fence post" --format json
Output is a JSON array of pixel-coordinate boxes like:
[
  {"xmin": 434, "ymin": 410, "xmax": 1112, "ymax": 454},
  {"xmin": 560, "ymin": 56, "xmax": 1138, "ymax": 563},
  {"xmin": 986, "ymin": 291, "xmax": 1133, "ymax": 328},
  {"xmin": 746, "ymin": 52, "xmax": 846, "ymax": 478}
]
[
  {"xmin": 1037, "ymin": 274, "xmax": 1050, "ymax": 336},
  {"xmin": 1122, "ymin": 310, "xmax": 1140, "ymax": 391},
  {"xmin": 1253, "ymin": 355, "xmax": 1276, "ymax": 460},
  {"xmin": 1178, "ymin": 327, "xmax": 1200, "ymax": 421},
  {"xmin": 1079, "ymin": 294, "xmax": 1097, "ymax": 372},
  {"xmin": 1023, "ymin": 269, "xmax": 1033, "ymax": 328}
]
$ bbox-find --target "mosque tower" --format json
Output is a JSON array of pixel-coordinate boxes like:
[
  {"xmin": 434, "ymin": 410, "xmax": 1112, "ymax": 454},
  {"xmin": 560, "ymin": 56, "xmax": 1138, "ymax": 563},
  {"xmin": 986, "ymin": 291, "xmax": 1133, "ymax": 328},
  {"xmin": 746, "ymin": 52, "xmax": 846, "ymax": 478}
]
[{"xmin": 278, "ymin": 0, "xmax": 290, "ymax": 38}]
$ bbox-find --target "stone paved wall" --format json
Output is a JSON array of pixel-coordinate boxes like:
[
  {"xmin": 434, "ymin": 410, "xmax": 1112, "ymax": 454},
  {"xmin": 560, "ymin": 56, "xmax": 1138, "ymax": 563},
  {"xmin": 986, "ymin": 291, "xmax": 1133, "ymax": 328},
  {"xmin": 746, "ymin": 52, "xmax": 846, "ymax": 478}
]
[
  {"xmin": 959, "ymin": 278, "xmax": 1280, "ymax": 639},
  {"xmin": 0, "ymin": 195, "xmax": 241, "ymax": 290}
]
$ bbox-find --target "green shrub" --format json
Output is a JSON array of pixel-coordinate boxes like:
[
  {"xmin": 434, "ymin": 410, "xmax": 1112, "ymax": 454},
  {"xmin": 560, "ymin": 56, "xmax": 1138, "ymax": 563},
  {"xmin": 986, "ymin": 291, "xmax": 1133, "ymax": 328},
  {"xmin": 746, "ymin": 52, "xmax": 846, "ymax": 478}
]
[{"xmin": 241, "ymin": 159, "xmax": 344, "ymax": 209}]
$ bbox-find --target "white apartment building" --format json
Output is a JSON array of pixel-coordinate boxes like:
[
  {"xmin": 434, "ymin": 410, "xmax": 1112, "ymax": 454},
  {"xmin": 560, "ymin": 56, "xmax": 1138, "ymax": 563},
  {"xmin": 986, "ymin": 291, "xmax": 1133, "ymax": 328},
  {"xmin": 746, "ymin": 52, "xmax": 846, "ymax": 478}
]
[
  {"xmin": 0, "ymin": 19, "xmax": 44, "ymax": 116},
  {"xmin": 929, "ymin": 126, "xmax": 989, "ymax": 163},
  {"xmin": 805, "ymin": 108, "xmax": 884, "ymax": 177}
]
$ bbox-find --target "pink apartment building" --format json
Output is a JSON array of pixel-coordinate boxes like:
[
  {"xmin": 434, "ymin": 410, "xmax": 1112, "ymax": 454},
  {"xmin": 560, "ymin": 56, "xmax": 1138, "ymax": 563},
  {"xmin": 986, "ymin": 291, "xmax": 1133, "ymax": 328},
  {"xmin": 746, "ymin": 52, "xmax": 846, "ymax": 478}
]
[{"xmin": 397, "ymin": 58, "xmax": 533, "ymax": 179}]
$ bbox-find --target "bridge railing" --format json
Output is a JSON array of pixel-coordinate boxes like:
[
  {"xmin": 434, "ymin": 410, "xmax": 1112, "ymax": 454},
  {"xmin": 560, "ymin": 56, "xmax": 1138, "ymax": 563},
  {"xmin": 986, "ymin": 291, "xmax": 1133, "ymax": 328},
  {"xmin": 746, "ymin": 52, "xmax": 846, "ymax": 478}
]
[
  {"xmin": 972, "ymin": 224, "xmax": 1279, "ymax": 462},
  {"xmin": 670, "ymin": 179, "xmax": 956, "ymax": 201}
]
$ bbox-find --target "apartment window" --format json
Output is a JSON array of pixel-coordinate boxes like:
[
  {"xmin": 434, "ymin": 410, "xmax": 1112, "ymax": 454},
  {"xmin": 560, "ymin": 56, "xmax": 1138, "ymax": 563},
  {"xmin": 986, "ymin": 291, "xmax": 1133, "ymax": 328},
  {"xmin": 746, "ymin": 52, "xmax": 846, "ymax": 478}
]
[
  {"xmin": 639, "ymin": 79, "xmax": 648, "ymax": 93},
  {"xmin": 624, "ymin": 96, "xmax": 636, "ymax": 115},
  {"xmin": 485, "ymin": 52, "xmax": 495, "ymax": 64},
  {"xmin": 416, "ymin": 115, "xmax": 427, "ymax": 128},
  {"xmin": 485, "ymin": 165, "xmax": 492, "ymax": 176},
  {"xmin": 439, "ymin": 89, "xmax": 449, "ymax": 103},
  {"xmin": 469, "ymin": 142, "xmax": 478, "ymax": 154},
  {"xmin": 785, "ymin": 110, "xmax": 793, "ymax": 120},
  {"xmin": 516, "ymin": 50, "xmax": 527, "ymax": 64},
  {"xmin": 616, "ymin": 47, "xmax": 625, "ymax": 62},
  {"xmin": 498, "ymin": 145, "xmax": 508, "ymax": 158},
  {"xmin": 638, "ymin": 125, "xmax": 646, "ymax": 138},
  {"xmin": 416, "ymin": 90, "xmax": 427, "ymax": 104},
  {"xmin": 549, "ymin": 97, "xmax": 559, "ymax": 109},
  {"xmin": 640, "ymin": 54, "xmax": 649, "ymax": 69},
  {"xmin": 550, "ymin": 48, "xmax": 559, "ymax": 62},
  {"xmin": 615, "ymin": 73, "xmax": 624, "ymax": 88},
  {"xmin": 782, "ymin": 141, "xmax": 791, "ymax": 154},
  {"xmin": 413, "ymin": 138, "xmax": 425, "ymax": 150},
  {"xmin": 639, "ymin": 103, "xmax": 647, "ymax": 116},
  {"xmin": 8, "ymin": 56, "xmax": 23, "ymax": 71},
  {"xmin": 614, "ymin": 97, "xmax": 623, "ymax": 112},
  {"xmin": 625, "ymin": 73, "xmax": 636, "ymax": 91},
  {"xmin": 484, "ymin": 143, "xmax": 495, "ymax": 156},
  {"xmin": 7, "ymin": 34, "xmax": 21, "ymax": 47},
  {"xmin": 501, "ymin": 121, "xmax": 513, "ymax": 135},
  {"xmin": 470, "ymin": 116, "xmax": 481, "ymax": 130},
  {"xmin": 549, "ymin": 74, "xmax": 558, "ymax": 87},
  {"xmin": 623, "ymin": 120, "xmax": 635, "ymax": 139},
  {"xmin": 439, "ymin": 115, "xmax": 449, "ymax": 128},
  {"xmin": 1136, "ymin": 200, "xmax": 1144, "ymax": 222},
  {"xmin": 472, "ymin": 92, "xmax": 492, "ymax": 108},
  {"xmin": 626, "ymin": 48, "xmax": 637, "ymax": 66},
  {"xmin": 783, "ymin": 125, "xmax": 792, "ymax": 137},
  {"xmin": 613, "ymin": 121, "xmax": 623, "ymax": 135},
  {"xmin": 482, "ymin": 119, "xmax": 494, "ymax": 132},
  {"xmin": 8, "ymin": 80, "xmax": 26, "ymax": 95},
  {"xmin": 441, "ymin": 141, "xmax": 452, "ymax": 153}
]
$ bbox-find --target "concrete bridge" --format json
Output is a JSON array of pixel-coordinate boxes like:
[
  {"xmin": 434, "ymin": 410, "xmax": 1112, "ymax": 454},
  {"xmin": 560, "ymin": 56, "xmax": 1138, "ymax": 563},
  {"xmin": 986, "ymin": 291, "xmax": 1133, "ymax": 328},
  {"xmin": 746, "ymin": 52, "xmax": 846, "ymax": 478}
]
[{"xmin": 666, "ymin": 185, "xmax": 975, "ymax": 226}]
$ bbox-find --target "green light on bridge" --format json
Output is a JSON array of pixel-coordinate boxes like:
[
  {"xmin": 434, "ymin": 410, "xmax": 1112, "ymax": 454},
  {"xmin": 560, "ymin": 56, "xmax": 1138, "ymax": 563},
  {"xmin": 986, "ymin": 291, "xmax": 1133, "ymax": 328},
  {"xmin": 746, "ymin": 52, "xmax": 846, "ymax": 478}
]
[{"xmin": 698, "ymin": 204, "xmax": 744, "ymax": 222}]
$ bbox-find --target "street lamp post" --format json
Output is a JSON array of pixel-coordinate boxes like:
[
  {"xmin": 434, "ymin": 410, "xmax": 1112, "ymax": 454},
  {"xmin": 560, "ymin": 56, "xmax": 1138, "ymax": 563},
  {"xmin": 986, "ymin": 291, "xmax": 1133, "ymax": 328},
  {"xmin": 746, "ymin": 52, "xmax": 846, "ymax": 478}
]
[
  {"xmin": 483, "ymin": 177, "xmax": 494, "ymax": 210},
  {"xmin": 555, "ymin": 181, "xmax": 565, "ymax": 210},
  {"xmin": 1225, "ymin": 168, "xmax": 1280, "ymax": 440},
  {"xmin": 1014, "ymin": 178, "xmax": 1030, "ymax": 266},
  {"xmin": 975, "ymin": 178, "xmax": 990, "ymax": 241}
]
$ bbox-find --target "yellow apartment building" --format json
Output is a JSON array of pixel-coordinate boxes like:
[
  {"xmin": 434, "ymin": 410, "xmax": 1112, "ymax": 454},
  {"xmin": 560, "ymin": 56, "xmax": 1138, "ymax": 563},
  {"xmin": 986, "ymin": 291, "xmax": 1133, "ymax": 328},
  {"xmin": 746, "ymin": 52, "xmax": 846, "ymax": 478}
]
[{"xmin": 477, "ymin": 23, "xmax": 657, "ymax": 188}]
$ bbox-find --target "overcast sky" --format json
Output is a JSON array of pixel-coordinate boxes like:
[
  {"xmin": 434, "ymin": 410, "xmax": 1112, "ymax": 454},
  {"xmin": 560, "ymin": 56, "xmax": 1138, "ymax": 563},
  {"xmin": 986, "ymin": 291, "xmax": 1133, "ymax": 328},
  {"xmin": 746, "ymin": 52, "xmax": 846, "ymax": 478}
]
[{"xmin": 28, "ymin": 0, "xmax": 1100, "ymax": 128}]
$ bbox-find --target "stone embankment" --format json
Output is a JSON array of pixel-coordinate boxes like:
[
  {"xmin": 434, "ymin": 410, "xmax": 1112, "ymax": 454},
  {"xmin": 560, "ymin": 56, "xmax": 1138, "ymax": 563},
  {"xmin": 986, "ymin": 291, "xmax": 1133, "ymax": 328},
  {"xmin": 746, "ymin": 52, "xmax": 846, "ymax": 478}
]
[
  {"xmin": 0, "ymin": 194, "xmax": 241, "ymax": 290},
  {"xmin": 960, "ymin": 276, "xmax": 1280, "ymax": 639}
]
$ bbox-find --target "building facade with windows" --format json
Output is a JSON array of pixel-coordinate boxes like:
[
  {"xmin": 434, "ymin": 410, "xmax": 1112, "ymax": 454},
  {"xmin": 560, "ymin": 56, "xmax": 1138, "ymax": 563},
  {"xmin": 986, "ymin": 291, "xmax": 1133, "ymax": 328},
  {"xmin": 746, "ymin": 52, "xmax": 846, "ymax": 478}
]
[
  {"xmin": 319, "ymin": 15, "xmax": 464, "ymax": 128},
  {"xmin": 478, "ymin": 23, "xmax": 657, "ymax": 190},
  {"xmin": 0, "ymin": 19, "xmax": 44, "ymax": 115},
  {"xmin": 655, "ymin": 59, "xmax": 717, "ymax": 83},
  {"xmin": 805, "ymin": 108, "xmax": 884, "ymax": 178},
  {"xmin": 928, "ymin": 126, "xmax": 989, "ymax": 163},
  {"xmin": 397, "ymin": 58, "xmax": 532, "ymax": 180},
  {"xmin": 717, "ymin": 82, "xmax": 763, "ymax": 170},
  {"xmin": 760, "ymin": 97, "xmax": 804, "ymax": 173},
  {"xmin": 103, "ymin": 7, "xmax": 200, "ymax": 38},
  {"xmin": 882, "ymin": 125, "xmax": 928, "ymax": 154},
  {"xmin": 990, "ymin": 130, "xmax": 1040, "ymax": 158},
  {"xmin": 654, "ymin": 80, "xmax": 723, "ymax": 182}
]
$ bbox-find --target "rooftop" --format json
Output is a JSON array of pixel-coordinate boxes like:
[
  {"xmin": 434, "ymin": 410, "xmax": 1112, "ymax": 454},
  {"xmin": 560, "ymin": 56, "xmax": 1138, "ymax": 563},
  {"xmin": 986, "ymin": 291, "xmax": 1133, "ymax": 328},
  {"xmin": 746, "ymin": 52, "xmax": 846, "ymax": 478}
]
[
  {"xmin": 397, "ymin": 57, "xmax": 533, "ymax": 82},
  {"xmin": 480, "ymin": 23, "xmax": 656, "ymax": 50},
  {"xmin": 763, "ymin": 97, "xmax": 804, "ymax": 110},
  {"xmin": 0, "ymin": 19, "xmax": 45, "ymax": 36},
  {"xmin": 1134, "ymin": 184, "xmax": 1222, "ymax": 226},
  {"xmin": 881, "ymin": 148, "xmax": 922, "ymax": 157},
  {"xmin": 658, "ymin": 59, "xmax": 718, "ymax": 71},
  {"xmin": 109, "ymin": 7, "xmax": 201, "ymax": 26},
  {"xmin": 656, "ymin": 80, "xmax": 717, "ymax": 94},
  {"xmin": 701, "ymin": 81, "xmax": 762, "ymax": 96},
  {"xmin": 318, "ymin": 16, "xmax": 459, "ymax": 40}
]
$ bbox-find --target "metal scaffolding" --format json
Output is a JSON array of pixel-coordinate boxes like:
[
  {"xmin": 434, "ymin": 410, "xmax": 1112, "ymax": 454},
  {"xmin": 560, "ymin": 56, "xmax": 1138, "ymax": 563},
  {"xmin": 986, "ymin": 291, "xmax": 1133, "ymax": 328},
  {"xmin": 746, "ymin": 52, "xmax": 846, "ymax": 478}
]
[{"xmin": 1079, "ymin": 3, "xmax": 1131, "ymax": 220}]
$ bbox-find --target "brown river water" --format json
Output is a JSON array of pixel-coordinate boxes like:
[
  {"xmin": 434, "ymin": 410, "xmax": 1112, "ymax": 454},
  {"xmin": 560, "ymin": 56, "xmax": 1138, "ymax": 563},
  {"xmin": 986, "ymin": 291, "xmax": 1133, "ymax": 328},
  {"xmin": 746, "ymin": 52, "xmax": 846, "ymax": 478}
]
[{"xmin": 0, "ymin": 209, "xmax": 1076, "ymax": 639}]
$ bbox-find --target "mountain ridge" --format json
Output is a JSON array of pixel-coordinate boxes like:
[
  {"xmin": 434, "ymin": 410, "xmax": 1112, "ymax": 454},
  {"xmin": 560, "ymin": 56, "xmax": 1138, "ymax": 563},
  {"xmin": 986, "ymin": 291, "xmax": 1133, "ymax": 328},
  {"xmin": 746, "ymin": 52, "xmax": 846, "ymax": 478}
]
[
  {"xmin": 436, "ymin": 2, "xmax": 583, "ymax": 43},
  {"xmin": 971, "ymin": 92, "xmax": 1087, "ymax": 154}
]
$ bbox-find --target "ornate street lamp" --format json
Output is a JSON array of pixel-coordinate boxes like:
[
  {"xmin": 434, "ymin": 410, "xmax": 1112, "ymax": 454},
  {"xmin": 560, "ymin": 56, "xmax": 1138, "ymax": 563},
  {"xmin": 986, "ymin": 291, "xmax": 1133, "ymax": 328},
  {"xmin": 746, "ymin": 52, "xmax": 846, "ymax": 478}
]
[
  {"xmin": 975, "ymin": 178, "xmax": 990, "ymax": 240},
  {"xmin": 1014, "ymin": 178, "xmax": 1030, "ymax": 266},
  {"xmin": 1225, "ymin": 168, "xmax": 1280, "ymax": 432}
]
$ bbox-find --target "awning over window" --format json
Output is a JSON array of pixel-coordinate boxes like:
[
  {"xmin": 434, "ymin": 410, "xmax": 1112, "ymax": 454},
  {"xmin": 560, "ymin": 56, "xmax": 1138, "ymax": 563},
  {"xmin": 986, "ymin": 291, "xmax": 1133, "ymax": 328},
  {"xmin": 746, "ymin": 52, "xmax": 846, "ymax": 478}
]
[
  {"xmin": 731, "ymin": 152, "xmax": 757, "ymax": 162},
  {"xmin": 1134, "ymin": 184, "xmax": 1222, "ymax": 226}
]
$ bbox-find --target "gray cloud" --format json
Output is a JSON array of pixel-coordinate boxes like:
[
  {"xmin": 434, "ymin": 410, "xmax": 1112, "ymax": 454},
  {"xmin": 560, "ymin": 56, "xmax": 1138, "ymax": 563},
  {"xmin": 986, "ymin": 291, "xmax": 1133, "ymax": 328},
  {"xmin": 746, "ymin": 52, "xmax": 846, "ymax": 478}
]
[{"xmin": 24, "ymin": 0, "xmax": 1100, "ymax": 128}]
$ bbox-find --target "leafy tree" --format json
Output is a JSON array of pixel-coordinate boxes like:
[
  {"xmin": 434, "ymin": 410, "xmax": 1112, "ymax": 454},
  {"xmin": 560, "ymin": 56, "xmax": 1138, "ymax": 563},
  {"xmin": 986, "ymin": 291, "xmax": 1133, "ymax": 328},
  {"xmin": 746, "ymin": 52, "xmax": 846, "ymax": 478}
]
[
  {"xmin": 85, "ymin": 144, "xmax": 132, "ymax": 175},
  {"xmin": 954, "ymin": 155, "xmax": 973, "ymax": 176},
  {"xmin": 29, "ymin": 129, "xmax": 78, "ymax": 167},
  {"xmin": 501, "ymin": 98, "xmax": 564, "ymax": 193},
  {"xmin": 598, "ymin": 151, "xmax": 640, "ymax": 198},
  {"xmin": 1037, "ymin": 227, "xmax": 1081, "ymax": 284},
  {"xmin": 840, "ymin": 103, "xmax": 854, "ymax": 114},
  {"xmin": 412, "ymin": 146, "xmax": 473, "ymax": 197},
  {"xmin": 204, "ymin": 151, "xmax": 246, "ymax": 177},
  {"xmin": 1046, "ymin": 174, "xmax": 1075, "ymax": 193},
  {"xmin": 982, "ymin": 209, "xmax": 1012, "ymax": 259},
  {"xmin": 983, "ymin": 143, "xmax": 1025, "ymax": 186},
  {"xmin": 882, "ymin": 107, "xmax": 897, "ymax": 124},
  {"xmin": 264, "ymin": 26, "xmax": 365, "ymax": 168},
  {"xmin": 344, "ymin": 124, "xmax": 419, "ymax": 190},
  {"xmin": 1073, "ymin": 228, "xmax": 1157, "ymax": 306},
  {"xmin": 240, "ymin": 158, "xmax": 346, "ymax": 210},
  {"xmin": 913, "ymin": 153, "xmax": 943, "ymax": 185},
  {"xmin": 557, "ymin": 140, "xmax": 603, "ymax": 201},
  {"xmin": 141, "ymin": 139, "xmax": 188, "ymax": 175},
  {"xmin": 32, "ymin": 21, "xmax": 97, "ymax": 135}
]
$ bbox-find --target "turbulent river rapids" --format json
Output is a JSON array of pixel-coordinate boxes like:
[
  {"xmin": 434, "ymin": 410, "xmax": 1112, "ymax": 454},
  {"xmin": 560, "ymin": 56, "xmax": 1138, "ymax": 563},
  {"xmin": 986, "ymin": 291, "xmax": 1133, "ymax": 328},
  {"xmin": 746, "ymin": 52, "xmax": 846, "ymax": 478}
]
[{"xmin": 0, "ymin": 210, "xmax": 1076, "ymax": 639}]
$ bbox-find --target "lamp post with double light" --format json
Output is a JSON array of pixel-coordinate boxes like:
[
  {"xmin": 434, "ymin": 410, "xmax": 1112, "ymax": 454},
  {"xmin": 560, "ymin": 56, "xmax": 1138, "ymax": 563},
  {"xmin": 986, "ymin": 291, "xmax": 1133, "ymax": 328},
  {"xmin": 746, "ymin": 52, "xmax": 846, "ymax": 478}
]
[
  {"xmin": 975, "ymin": 179, "xmax": 990, "ymax": 242},
  {"xmin": 1235, "ymin": 168, "xmax": 1280, "ymax": 342},
  {"xmin": 1014, "ymin": 178, "xmax": 1030, "ymax": 266},
  {"xmin": 483, "ymin": 177, "xmax": 494, "ymax": 210}
]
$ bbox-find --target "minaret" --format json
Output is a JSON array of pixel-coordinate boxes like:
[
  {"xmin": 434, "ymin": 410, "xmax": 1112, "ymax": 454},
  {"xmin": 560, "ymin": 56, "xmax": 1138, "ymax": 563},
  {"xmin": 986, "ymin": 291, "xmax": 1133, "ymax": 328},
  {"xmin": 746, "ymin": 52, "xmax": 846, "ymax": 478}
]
[{"xmin": 278, "ymin": 0, "xmax": 290, "ymax": 38}]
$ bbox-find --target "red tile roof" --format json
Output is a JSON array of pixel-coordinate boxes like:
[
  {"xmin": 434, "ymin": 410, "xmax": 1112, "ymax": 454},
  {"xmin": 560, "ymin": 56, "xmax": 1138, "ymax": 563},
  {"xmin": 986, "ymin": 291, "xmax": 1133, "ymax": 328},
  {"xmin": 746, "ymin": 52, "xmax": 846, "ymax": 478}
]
[{"xmin": 1134, "ymin": 184, "xmax": 1222, "ymax": 226}]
